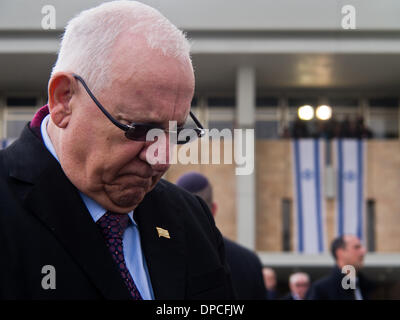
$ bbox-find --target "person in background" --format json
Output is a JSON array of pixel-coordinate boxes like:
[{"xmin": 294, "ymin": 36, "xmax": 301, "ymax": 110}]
[
  {"xmin": 176, "ymin": 171, "xmax": 267, "ymax": 300},
  {"xmin": 282, "ymin": 272, "xmax": 310, "ymax": 300},
  {"xmin": 263, "ymin": 267, "xmax": 278, "ymax": 300},
  {"xmin": 355, "ymin": 116, "xmax": 373, "ymax": 139},
  {"xmin": 308, "ymin": 235, "xmax": 375, "ymax": 300},
  {"xmin": 292, "ymin": 118, "xmax": 310, "ymax": 138}
]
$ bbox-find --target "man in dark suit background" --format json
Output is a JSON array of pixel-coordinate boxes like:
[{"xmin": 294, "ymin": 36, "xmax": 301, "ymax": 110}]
[
  {"xmin": 262, "ymin": 267, "xmax": 278, "ymax": 300},
  {"xmin": 281, "ymin": 272, "xmax": 310, "ymax": 300},
  {"xmin": 308, "ymin": 235, "xmax": 375, "ymax": 300},
  {"xmin": 176, "ymin": 172, "xmax": 267, "ymax": 300},
  {"xmin": 0, "ymin": 1, "xmax": 234, "ymax": 300}
]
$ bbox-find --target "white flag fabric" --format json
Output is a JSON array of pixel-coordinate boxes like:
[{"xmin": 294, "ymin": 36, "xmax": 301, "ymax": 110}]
[
  {"xmin": 292, "ymin": 139, "xmax": 325, "ymax": 253},
  {"xmin": 335, "ymin": 139, "xmax": 366, "ymax": 240}
]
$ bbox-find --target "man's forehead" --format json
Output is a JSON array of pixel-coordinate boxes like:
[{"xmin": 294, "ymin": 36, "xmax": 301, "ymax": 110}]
[
  {"xmin": 110, "ymin": 35, "xmax": 194, "ymax": 83},
  {"xmin": 264, "ymin": 269, "xmax": 275, "ymax": 277},
  {"xmin": 297, "ymin": 275, "xmax": 309, "ymax": 282},
  {"xmin": 292, "ymin": 274, "xmax": 308, "ymax": 283},
  {"xmin": 344, "ymin": 235, "xmax": 361, "ymax": 246},
  {"xmin": 115, "ymin": 103, "xmax": 189, "ymax": 125},
  {"xmin": 106, "ymin": 43, "xmax": 193, "ymax": 126}
]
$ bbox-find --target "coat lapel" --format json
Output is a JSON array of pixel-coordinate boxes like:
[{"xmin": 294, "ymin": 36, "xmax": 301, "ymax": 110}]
[
  {"xmin": 135, "ymin": 182, "xmax": 186, "ymax": 300},
  {"xmin": 5, "ymin": 125, "xmax": 132, "ymax": 300}
]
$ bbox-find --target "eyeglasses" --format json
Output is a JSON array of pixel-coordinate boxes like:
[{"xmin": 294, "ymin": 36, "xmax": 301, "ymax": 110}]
[{"xmin": 73, "ymin": 74, "xmax": 205, "ymax": 144}]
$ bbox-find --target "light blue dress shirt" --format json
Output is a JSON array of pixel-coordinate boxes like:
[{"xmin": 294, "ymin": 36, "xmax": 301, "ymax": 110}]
[{"xmin": 41, "ymin": 114, "xmax": 154, "ymax": 299}]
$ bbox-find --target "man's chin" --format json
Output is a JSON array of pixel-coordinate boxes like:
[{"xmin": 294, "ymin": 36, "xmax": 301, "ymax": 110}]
[
  {"xmin": 101, "ymin": 178, "xmax": 161, "ymax": 212},
  {"xmin": 108, "ymin": 190, "xmax": 146, "ymax": 212}
]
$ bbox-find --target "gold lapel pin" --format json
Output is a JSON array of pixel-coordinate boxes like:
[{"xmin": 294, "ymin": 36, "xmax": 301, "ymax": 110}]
[{"xmin": 156, "ymin": 227, "xmax": 170, "ymax": 239}]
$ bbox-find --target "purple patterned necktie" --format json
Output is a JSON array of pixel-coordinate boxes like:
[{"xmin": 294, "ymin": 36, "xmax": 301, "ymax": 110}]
[{"xmin": 97, "ymin": 211, "xmax": 143, "ymax": 300}]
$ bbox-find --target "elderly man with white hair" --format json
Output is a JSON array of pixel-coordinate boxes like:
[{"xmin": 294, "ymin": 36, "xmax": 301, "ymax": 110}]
[
  {"xmin": 282, "ymin": 272, "xmax": 310, "ymax": 300},
  {"xmin": 0, "ymin": 1, "xmax": 234, "ymax": 300}
]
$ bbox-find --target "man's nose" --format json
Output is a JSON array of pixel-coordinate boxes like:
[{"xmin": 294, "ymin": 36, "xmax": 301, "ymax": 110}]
[{"xmin": 139, "ymin": 138, "xmax": 172, "ymax": 171}]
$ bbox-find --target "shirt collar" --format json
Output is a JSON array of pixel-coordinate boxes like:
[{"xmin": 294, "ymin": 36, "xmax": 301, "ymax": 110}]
[{"xmin": 40, "ymin": 114, "xmax": 136, "ymax": 226}]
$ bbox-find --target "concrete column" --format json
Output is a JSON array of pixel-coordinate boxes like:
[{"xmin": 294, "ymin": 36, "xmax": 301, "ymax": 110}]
[
  {"xmin": 360, "ymin": 97, "xmax": 371, "ymax": 134},
  {"xmin": 0, "ymin": 96, "xmax": 5, "ymax": 139},
  {"xmin": 197, "ymin": 95, "xmax": 209, "ymax": 128},
  {"xmin": 235, "ymin": 66, "xmax": 256, "ymax": 250},
  {"xmin": 278, "ymin": 95, "xmax": 288, "ymax": 135}
]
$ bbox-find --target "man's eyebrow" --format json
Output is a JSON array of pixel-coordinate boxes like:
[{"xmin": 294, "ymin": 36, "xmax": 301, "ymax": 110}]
[
  {"xmin": 115, "ymin": 105, "xmax": 188, "ymax": 126},
  {"xmin": 117, "ymin": 112, "xmax": 186, "ymax": 128}
]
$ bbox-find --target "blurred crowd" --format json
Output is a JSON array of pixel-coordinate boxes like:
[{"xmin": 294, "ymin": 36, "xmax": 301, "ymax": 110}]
[
  {"xmin": 262, "ymin": 235, "xmax": 373, "ymax": 300},
  {"xmin": 282, "ymin": 116, "xmax": 373, "ymax": 139}
]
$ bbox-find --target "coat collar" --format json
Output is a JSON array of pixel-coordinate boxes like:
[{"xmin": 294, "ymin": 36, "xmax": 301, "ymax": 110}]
[{"xmin": 4, "ymin": 123, "xmax": 51, "ymax": 185}]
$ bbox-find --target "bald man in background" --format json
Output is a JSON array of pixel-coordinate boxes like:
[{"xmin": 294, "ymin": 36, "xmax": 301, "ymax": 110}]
[
  {"xmin": 176, "ymin": 172, "xmax": 267, "ymax": 300},
  {"xmin": 282, "ymin": 272, "xmax": 310, "ymax": 300}
]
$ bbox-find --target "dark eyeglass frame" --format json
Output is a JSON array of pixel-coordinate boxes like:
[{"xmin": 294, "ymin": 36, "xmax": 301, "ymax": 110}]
[{"xmin": 73, "ymin": 74, "xmax": 205, "ymax": 144}]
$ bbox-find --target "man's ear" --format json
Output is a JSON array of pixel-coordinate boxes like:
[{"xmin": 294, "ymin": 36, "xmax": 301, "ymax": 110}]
[{"xmin": 48, "ymin": 72, "xmax": 76, "ymax": 128}]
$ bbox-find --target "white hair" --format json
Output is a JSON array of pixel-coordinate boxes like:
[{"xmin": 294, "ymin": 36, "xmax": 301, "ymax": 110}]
[
  {"xmin": 289, "ymin": 272, "xmax": 310, "ymax": 285},
  {"xmin": 51, "ymin": 0, "xmax": 191, "ymax": 93}
]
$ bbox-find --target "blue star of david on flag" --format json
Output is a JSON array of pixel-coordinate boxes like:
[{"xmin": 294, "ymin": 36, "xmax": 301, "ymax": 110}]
[
  {"xmin": 301, "ymin": 169, "xmax": 314, "ymax": 180},
  {"xmin": 343, "ymin": 170, "xmax": 357, "ymax": 181}
]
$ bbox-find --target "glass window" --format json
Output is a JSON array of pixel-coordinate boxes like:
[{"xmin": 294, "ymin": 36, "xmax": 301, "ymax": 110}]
[
  {"xmin": 208, "ymin": 121, "xmax": 234, "ymax": 132},
  {"xmin": 369, "ymin": 97, "xmax": 398, "ymax": 108},
  {"xmin": 369, "ymin": 108, "xmax": 398, "ymax": 138},
  {"xmin": 256, "ymin": 96, "xmax": 278, "ymax": 107},
  {"xmin": 328, "ymin": 97, "xmax": 358, "ymax": 107},
  {"xmin": 3, "ymin": 107, "xmax": 37, "ymax": 139},
  {"xmin": 6, "ymin": 120, "xmax": 28, "ymax": 138},
  {"xmin": 288, "ymin": 97, "xmax": 318, "ymax": 108},
  {"xmin": 255, "ymin": 121, "xmax": 279, "ymax": 139},
  {"xmin": 207, "ymin": 97, "xmax": 235, "ymax": 108},
  {"xmin": 7, "ymin": 97, "xmax": 37, "ymax": 107}
]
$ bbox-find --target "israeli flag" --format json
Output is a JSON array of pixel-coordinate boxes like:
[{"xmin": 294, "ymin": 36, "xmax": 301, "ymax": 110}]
[
  {"xmin": 293, "ymin": 139, "xmax": 325, "ymax": 254},
  {"xmin": 335, "ymin": 139, "xmax": 366, "ymax": 240}
]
